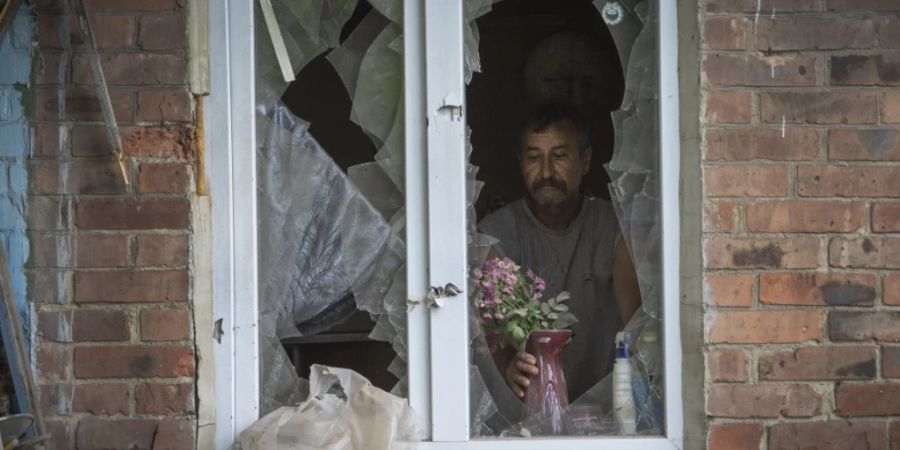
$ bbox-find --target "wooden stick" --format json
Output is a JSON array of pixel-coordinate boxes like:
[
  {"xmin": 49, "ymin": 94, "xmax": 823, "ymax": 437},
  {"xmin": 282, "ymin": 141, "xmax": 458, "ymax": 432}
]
[
  {"xmin": 0, "ymin": 0, "xmax": 23, "ymax": 48},
  {"xmin": 0, "ymin": 243, "xmax": 44, "ymax": 436},
  {"xmin": 72, "ymin": 0, "xmax": 130, "ymax": 186}
]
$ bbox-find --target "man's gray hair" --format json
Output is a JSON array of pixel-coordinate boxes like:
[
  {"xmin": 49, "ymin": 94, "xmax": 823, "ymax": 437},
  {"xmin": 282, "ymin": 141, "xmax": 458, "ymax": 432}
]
[{"xmin": 517, "ymin": 102, "xmax": 591, "ymax": 157}]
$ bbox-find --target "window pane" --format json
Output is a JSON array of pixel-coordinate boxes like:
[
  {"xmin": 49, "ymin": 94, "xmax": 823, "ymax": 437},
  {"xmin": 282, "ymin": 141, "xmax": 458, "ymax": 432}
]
[
  {"xmin": 253, "ymin": 0, "xmax": 409, "ymax": 416},
  {"xmin": 466, "ymin": 0, "xmax": 664, "ymax": 437}
]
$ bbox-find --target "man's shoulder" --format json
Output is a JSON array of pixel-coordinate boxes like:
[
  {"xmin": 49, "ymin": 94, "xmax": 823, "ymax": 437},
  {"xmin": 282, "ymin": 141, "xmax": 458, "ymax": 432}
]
[{"xmin": 478, "ymin": 199, "xmax": 524, "ymax": 232}]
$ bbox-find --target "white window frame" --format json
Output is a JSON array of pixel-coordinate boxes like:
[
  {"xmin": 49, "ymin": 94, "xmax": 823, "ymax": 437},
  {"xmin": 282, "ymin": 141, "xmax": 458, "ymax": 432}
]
[{"xmin": 207, "ymin": 0, "xmax": 682, "ymax": 448}]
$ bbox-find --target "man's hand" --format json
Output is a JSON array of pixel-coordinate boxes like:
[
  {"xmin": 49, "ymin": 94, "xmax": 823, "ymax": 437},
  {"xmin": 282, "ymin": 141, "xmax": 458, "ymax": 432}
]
[{"xmin": 505, "ymin": 352, "xmax": 539, "ymax": 398}]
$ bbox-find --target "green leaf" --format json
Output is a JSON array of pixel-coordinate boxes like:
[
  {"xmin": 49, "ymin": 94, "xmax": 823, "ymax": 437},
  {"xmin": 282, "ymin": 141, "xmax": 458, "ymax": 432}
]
[
  {"xmin": 553, "ymin": 304, "xmax": 569, "ymax": 312},
  {"xmin": 540, "ymin": 303, "xmax": 550, "ymax": 314}
]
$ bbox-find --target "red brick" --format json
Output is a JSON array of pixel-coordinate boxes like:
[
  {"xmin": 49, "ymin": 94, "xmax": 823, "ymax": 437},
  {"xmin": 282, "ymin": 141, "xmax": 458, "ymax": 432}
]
[
  {"xmin": 882, "ymin": 17, "xmax": 900, "ymax": 49},
  {"xmin": 152, "ymin": 419, "xmax": 194, "ymax": 450},
  {"xmin": 139, "ymin": 163, "xmax": 189, "ymax": 193},
  {"xmin": 703, "ymin": 201, "xmax": 734, "ymax": 232},
  {"xmin": 704, "ymin": 53, "xmax": 815, "ymax": 87},
  {"xmin": 36, "ymin": 345, "xmax": 70, "ymax": 380},
  {"xmin": 704, "ymin": 165, "xmax": 789, "ymax": 197},
  {"xmin": 75, "ymin": 235, "xmax": 129, "ymax": 268},
  {"xmin": 708, "ymin": 349, "xmax": 747, "ymax": 382},
  {"xmin": 799, "ymin": 166, "xmax": 900, "ymax": 198},
  {"xmin": 708, "ymin": 423, "xmax": 762, "ymax": 450},
  {"xmin": 74, "ymin": 270, "xmax": 188, "ymax": 303},
  {"xmin": 705, "ymin": 128, "xmax": 818, "ymax": 161},
  {"xmin": 704, "ymin": 273, "xmax": 753, "ymax": 307},
  {"xmin": 761, "ymin": 92, "xmax": 878, "ymax": 125},
  {"xmin": 136, "ymin": 234, "xmax": 189, "ymax": 267},
  {"xmin": 37, "ymin": 310, "xmax": 70, "ymax": 342},
  {"xmin": 832, "ymin": 54, "xmax": 900, "ymax": 86},
  {"xmin": 137, "ymin": 89, "xmax": 193, "ymax": 122},
  {"xmin": 75, "ymin": 419, "xmax": 161, "ymax": 450},
  {"xmin": 34, "ymin": 87, "xmax": 132, "ymax": 123},
  {"xmin": 760, "ymin": 272, "xmax": 876, "ymax": 306},
  {"xmin": 708, "ymin": 384, "xmax": 822, "ymax": 418},
  {"xmin": 704, "ymin": 91, "xmax": 751, "ymax": 124},
  {"xmin": 874, "ymin": 204, "xmax": 900, "ymax": 232},
  {"xmin": 135, "ymin": 383, "xmax": 193, "ymax": 414},
  {"xmin": 139, "ymin": 14, "xmax": 185, "ymax": 50},
  {"xmin": 40, "ymin": 383, "xmax": 73, "ymax": 416},
  {"xmin": 33, "ymin": 124, "xmax": 67, "ymax": 157},
  {"xmin": 71, "ymin": 124, "xmax": 116, "ymax": 157},
  {"xmin": 74, "ymin": 346, "xmax": 194, "ymax": 378},
  {"xmin": 72, "ymin": 384, "xmax": 130, "ymax": 415},
  {"xmin": 37, "ymin": 15, "xmax": 134, "ymax": 49},
  {"xmin": 32, "ymin": 160, "xmax": 128, "ymax": 195},
  {"xmin": 29, "ymin": 270, "xmax": 69, "ymax": 305},
  {"xmin": 830, "ymin": 311, "xmax": 900, "ymax": 342},
  {"xmin": 746, "ymin": 201, "xmax": 864, "ymax": 233},
  {"xmin": 73, "ymin": 53, "xmax": 186, "ymax": 86},
  {"xmin": 754, "ymin": 17, "xmax": 874, "ymax": 51},
  {"xmin": 122, "ymin": 126, "xmax": 195, "ymax": 159},
  {"xmin": 830, "ymin": 129, "xmax": 900, "ymax": 161},
  {"xmin": 827, "ymin": 0, "xmax": 900, "ymax": 11},
  {"xmin": 704, "ymin": 238, "xmax": 820, "ymax": 269},
  {"xmin": 27, "ymin": 196, "xmax": 69, "ymax": 231},
  {"xmin": 885, "ymin": 91, "xmax": 900, "ymax": 124},
  {"xmin": 32, "ymin": 0, "xmax": 66, "ymax": 13},
  {"xmin": 770, "ymin": 422, "xmax": 888, "ymax": 450},
  {"xmin": 140, "ymin": 308, "xmax": 190, "ymax": 341},
  {"xmin": 837, "ymin": 384, "xmax": 900, "ymax": 416},
  {"xmin": 759, "ymin": 346, "xmax": 876, "ymax": 381},
  {"xmin": 830, "ymin": 238, "xmax": 900, "ymax": 269},
  {"xmin": 44, "ymin": 420, "xmax": 73, "ymax": 450},
  {"xmin": 75, "ymin": 198, "xmax": 190, "ymax": 230},
  {"xmin": 72, "ymin": 309, "xmax": 130, "ymax": 341},
  {"xmin": 708, "ymin": 310, "xmax": 822, "ymax": 344},
  {"xmin": 705, "ymin": 0, "xmax": 816, "ymax": 13},
  {"xmin": 30, "ymin": 234, "xmax": 69, "ymax": 268},
  {"xmin": 33, "ymin": 50, "xmax": 65, "ymax": 86},
  {"xmin": 84, "ymin": 0, "xmax": 180, "ymax": 10},
  {"xmin": 885, "ymin": 347, "xmax": 900, "ymax": 378},
  {"xmin": 703, "ymin": 18, "xmax": 748, "ymax": 50},
  {"xmin": 885, "ymin": 274, "xmax": 900, "ymax": 306}
]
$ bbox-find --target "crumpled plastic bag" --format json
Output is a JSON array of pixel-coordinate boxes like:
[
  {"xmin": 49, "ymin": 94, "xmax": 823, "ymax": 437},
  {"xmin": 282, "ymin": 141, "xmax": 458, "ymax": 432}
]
[{"xmin": 237, "ymin": 365, "xmax": 424, "ymax": 450}]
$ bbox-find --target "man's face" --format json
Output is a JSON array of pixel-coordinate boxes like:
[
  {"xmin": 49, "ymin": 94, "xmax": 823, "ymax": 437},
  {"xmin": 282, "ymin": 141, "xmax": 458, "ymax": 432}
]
[{"xmin": 520, "ymin": 122, "xmax": 591, "ymax": 209}]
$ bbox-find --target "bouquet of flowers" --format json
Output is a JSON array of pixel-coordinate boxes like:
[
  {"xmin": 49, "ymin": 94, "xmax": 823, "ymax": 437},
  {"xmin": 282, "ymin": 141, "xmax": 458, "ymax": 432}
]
[{"xmin": 473, "ymin": 257, "xmax": 577, "ymax": 349}]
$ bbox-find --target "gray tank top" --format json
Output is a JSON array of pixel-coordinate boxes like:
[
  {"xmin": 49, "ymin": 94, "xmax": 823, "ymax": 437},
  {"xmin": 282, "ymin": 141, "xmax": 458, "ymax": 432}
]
[{"xmin": 478, "ymin": 196, "xmax": 622, "ymax": 400}]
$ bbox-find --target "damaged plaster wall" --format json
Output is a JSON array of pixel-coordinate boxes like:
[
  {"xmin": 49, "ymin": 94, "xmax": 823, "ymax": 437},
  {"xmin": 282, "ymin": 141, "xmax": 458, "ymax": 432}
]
[{"xmin": 0, "ymin": 3, "xmax": 34, "ymax": 331}]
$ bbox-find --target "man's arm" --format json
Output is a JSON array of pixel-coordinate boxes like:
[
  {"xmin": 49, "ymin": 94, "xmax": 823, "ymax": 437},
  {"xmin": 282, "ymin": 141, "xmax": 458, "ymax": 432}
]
[{"xmin": 612, "ymin": 235, "xmax": 642, "ymax": 325}]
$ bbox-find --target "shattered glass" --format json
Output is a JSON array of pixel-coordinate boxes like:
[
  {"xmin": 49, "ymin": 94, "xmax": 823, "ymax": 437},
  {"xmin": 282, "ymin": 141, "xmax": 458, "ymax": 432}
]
[{"xmin": 254, "ymin": 0, "xmax": 663, "ymax": 441}]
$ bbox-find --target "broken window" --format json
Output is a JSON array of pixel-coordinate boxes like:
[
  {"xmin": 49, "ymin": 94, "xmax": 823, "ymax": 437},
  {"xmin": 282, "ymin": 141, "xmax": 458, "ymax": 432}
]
[{"xmin": 241, "ymin": 0, "xmax": 678, "ymax": 445}]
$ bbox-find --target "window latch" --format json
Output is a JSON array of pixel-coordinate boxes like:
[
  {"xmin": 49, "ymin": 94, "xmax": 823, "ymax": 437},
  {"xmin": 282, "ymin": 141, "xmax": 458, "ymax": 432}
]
[{"xmin": 213, "ymin": 318, "xmax": 224, "ymax": 344}]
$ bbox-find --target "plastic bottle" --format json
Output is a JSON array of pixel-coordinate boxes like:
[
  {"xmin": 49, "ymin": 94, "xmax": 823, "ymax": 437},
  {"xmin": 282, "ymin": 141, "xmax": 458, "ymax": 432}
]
[{"xmin": 612, "ymin": 331, "xmax": 637, "ymax": 435}]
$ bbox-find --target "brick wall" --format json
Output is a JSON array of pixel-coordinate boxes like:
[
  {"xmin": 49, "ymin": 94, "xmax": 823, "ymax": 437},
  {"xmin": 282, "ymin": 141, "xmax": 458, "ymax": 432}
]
[
  {"xmin": 29, "ymin": 0, "xmax": 196, "ymax": 448},
  {"xmin": 702, "ymin": 0, "xmax": 900, "ymax": 448}
]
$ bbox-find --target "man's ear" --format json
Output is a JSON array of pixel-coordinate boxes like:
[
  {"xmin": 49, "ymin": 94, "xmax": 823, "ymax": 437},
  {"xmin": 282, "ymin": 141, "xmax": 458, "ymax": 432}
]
[{"xmin": 581, "ymin": 146, "xmax": 593, "ymax": 175}]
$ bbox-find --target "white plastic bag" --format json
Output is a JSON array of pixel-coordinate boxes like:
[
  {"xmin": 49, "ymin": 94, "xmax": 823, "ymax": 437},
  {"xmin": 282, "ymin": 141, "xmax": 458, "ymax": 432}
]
[{"xmin": 237, "ymin": 365, "xmax": 423, "ymax": 450}]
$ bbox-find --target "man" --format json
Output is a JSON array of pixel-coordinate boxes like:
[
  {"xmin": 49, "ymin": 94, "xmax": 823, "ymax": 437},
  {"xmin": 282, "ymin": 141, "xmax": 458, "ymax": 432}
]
[{"xmin": 478, "ymin": 103, "xmax": 642, "ymax": 401}]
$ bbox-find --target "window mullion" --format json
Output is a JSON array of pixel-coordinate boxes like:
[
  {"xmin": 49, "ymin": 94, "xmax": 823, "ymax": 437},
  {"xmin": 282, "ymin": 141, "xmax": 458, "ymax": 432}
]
[{"xmin": 424, "ymin": 0, "xmax": 470, "ymax": 442}]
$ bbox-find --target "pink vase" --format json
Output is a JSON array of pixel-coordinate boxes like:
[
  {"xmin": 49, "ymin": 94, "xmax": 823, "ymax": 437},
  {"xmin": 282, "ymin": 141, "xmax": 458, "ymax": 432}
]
[{"xmin": 524, "ymin": 329, "xmax": 572, "ymax": 435}]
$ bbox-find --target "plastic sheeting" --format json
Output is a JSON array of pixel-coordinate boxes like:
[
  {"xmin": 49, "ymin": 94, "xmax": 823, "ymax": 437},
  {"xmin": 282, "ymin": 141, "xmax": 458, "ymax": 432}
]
[
  {"xmin": 239, "ymin": 365, "xmax": 423, "ymax": 450},
  {"xmin": 254, "ymin": 0, "xmax": 664, "ymax": 440}
]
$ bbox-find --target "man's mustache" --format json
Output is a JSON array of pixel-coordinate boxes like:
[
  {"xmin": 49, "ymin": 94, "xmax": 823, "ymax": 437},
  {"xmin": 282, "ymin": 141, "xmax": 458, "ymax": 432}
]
[{"xmin": 531, "ymin": 179, "xmax": 567, "ymax": 192}]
